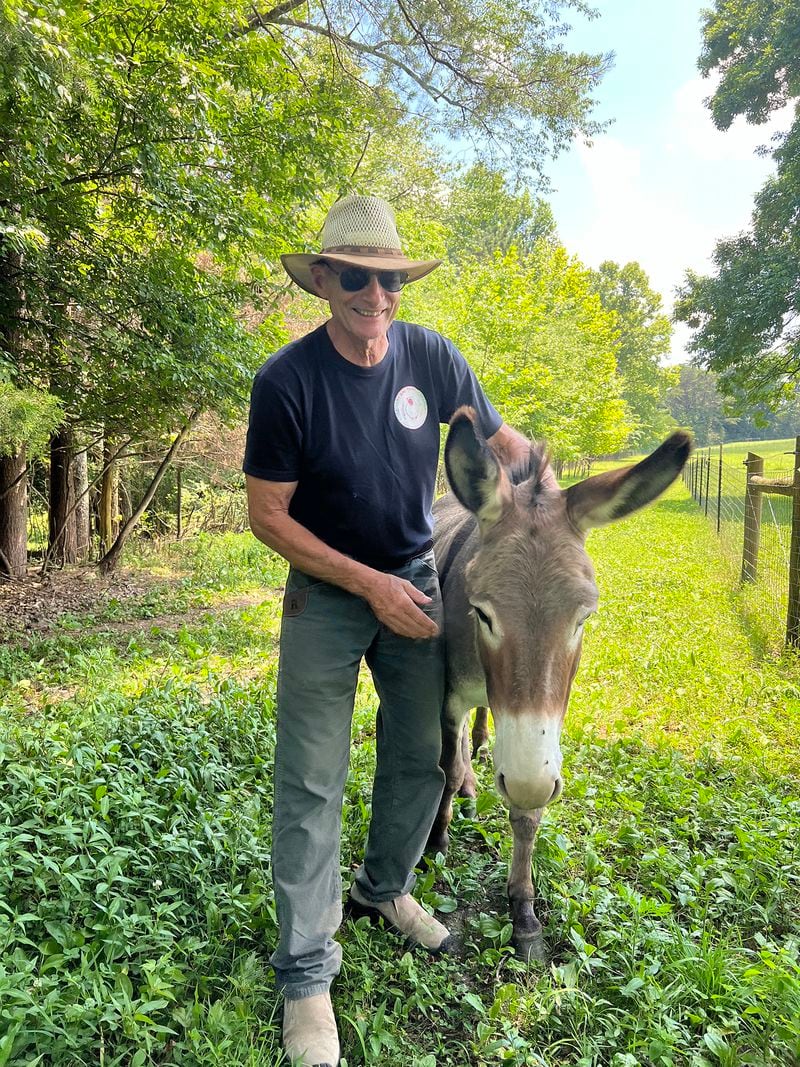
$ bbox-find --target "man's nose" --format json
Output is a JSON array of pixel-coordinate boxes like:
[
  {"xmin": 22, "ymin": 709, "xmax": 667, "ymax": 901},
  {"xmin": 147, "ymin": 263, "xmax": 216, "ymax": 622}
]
[{"xmin": 362, "ymin": 274, "xmax": 384, "ymax": 297}]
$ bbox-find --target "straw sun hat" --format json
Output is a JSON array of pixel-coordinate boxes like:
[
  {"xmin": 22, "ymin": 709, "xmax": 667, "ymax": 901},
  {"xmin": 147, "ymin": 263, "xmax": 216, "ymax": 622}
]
[{"xmin": 281, "ymin": 195, "xmax": 441, "ymax": 296}]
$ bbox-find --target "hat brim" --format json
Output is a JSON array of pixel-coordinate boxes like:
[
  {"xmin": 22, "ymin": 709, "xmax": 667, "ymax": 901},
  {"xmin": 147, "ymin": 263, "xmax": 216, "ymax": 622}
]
[{"xmin": 281, "ymin": 251, "xmax": 442, "ymax": 296}]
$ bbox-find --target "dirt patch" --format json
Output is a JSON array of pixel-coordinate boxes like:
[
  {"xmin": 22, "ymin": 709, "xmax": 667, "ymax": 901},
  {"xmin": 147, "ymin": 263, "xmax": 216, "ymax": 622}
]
[
  {"xmin": 0, "ymin": 567, "xmax": 164, "ymax": 636},
  {"xmin": 0, "ymin": 566, "xmax": 274, "ymax": 645}
]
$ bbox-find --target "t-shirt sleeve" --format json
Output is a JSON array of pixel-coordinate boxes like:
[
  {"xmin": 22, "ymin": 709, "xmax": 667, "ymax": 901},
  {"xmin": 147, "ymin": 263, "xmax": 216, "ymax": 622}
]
[
  {"xmin": 242, "ymin": 363, "xmax": 303, "ymax": 482},
  {"xmin": 437, "ymin": 338, "xmax": 503, "ymax": 438}
]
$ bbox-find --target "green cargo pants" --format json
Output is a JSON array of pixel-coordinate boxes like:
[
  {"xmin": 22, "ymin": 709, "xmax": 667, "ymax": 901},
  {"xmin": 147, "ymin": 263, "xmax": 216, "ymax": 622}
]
[{"xmin": 270, "ymin": 550, "xmax": 446, "ymax": 999}]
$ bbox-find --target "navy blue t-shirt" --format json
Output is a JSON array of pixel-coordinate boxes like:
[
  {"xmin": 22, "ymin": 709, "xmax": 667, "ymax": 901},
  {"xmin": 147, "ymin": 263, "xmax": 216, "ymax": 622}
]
[{"xmin": 243, "ymin": 320, "xmax": 502, "ymax": 570}]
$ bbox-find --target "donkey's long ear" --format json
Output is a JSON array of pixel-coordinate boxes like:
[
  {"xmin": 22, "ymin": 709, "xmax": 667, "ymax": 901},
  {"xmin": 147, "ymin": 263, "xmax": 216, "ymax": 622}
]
[
  {"xmin": 565, "ymin": 431, "xmax": 693, "ymax": 534},
  {"xmin": 445, "ymin": 407, "xmax": 512, "ymax": 532}
]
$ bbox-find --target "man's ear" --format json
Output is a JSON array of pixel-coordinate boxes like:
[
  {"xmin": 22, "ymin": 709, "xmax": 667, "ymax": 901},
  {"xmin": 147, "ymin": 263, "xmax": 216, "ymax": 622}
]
[
  {"xmin": 308, "ymin": 262, "xmax": 328, "ymax": 298},
  {"xmin": 445, "ymin": 407, "xmax": 512, "ymax": 533}
]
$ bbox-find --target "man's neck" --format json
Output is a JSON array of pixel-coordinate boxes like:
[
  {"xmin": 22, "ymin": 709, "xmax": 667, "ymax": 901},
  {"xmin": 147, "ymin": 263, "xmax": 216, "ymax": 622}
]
[{"xmin": 326, "ymin": 320, "xmax": 389, "ymax": 367}]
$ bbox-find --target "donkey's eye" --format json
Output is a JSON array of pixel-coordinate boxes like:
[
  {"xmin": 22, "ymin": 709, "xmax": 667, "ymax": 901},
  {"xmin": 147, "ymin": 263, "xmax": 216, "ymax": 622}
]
[
  {"xmin": 473, "ymin": 605, "xmax": 494, "ymax": 633},
  {"xmin": 575, "ymin": 609, "xmax": 595, "ymax": 634}
]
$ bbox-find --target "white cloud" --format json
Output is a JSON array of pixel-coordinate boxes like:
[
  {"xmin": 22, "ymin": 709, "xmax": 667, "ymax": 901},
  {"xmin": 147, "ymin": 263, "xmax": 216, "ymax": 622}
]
[
  {"xmin": 570, "ymin": 135, "xmax": 716, "ymax": 305},
  {"xmin": 668, "ymin": 75, "xmax": 794, "ymax": 163},
  {"xmin": 558, "ymin": 75, "xmax": 793, "ymax": 360}
]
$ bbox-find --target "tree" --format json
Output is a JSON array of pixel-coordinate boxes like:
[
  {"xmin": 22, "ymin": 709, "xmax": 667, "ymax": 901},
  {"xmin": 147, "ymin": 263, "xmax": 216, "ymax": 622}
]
[
  {"xmin": 236, "ymin": 0, "xmax": 610, "ymax": 175},
  {"xmin": 675, "ymin": 0, "xmax": 800, "ymax": 408},
  {"xmin": 403, "ymin": 243, "xmax": 630, "ymax": 457},
  {"xmin": 0, "ymin": 0, "xmax": 368, "ymax": 572},
  {"xmin": 0, "ymin": 383, "xmax": 62, "ymax": 575},
  {"xmin": 442, "ymin": 164, "xmax": 557, "ymax": 262},
  {"xmin": 665, "ymin": 365, "xmax": 728, "ymax": 447},
  {"xmin": 590, "ymin": 261, "xmax": 676, "ymax": 450}
]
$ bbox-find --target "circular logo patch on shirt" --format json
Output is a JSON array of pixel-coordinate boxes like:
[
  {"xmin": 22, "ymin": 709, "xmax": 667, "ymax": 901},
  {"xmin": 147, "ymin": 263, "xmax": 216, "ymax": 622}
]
[{"xmin": 394, "ymin": 386, "xmax": 428, "ymax": 430}]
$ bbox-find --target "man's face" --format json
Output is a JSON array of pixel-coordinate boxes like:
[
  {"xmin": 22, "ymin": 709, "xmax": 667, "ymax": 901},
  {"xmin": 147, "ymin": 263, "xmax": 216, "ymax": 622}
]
[{"xmin": 311, "ymin": 261, "xmax": 402, "ymax": 347}]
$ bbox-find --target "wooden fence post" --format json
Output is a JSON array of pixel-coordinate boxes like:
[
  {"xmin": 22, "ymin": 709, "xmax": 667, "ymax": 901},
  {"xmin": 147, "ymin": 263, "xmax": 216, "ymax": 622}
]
[
  {"xmin": 716, "ymin": 444, "xmax": 723, "ymax": 534},
  {"xmin": 786, "ymin": 436, "xmax": 800, "ymax": 647},
  {"xmin": 741, "ymin": 452, "xmax": 764, "ymax": 583},
  {"xmin": 704, "ymin": 449, "xmax": 711, "ymax": 516}
]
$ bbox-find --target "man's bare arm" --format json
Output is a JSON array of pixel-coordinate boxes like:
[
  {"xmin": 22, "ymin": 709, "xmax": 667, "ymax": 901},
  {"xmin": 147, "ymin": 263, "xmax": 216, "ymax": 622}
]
[
  {"xmin": 246, "ymin": 475, "xmax": 438, "ymax": 640},
  {"xmin": 487, "ymin": 421, "xmax": 533, "ymax": 468}
]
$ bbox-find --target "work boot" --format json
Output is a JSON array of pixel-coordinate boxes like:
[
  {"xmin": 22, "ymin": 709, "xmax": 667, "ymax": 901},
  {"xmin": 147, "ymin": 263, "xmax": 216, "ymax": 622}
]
[
  {"xmin": 282, "ymin": 991, "xmax": 340, "ymax": 1067},
  {"xmin": 348, "ymin": 883, "xmax": 455, "ymax": 953}
]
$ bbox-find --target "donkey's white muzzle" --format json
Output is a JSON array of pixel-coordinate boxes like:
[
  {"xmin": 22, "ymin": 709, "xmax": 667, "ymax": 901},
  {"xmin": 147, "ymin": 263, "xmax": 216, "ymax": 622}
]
[{"xmin": 492, "ymin": 712, "xmax": 564, "ymax": 811}]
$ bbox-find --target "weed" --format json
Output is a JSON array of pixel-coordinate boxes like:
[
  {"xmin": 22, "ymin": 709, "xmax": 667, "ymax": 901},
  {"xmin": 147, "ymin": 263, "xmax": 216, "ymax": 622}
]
[{"xmin": 1, "ymin": 490, "xmax": 799, "ymax": 1064}]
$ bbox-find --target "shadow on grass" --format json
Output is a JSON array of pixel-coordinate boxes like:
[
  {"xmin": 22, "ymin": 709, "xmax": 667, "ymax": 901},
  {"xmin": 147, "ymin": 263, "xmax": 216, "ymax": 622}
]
[{"xmin": 674, "ymin": 493, "xmax": 794, "ymax": 661}]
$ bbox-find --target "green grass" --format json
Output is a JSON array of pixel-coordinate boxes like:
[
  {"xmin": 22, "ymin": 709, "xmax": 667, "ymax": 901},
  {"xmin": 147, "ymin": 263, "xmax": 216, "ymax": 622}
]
[
  {"xmin": 679, "ymin": 438, "xmax": 796, "ymax": 654},
  {"xmin": 720, "ymin": 438, "xmax": 797, "ymax": 476},
  {"xmin": 1, "ymin": 491, "xmax": 799, "ymax": 1066}
]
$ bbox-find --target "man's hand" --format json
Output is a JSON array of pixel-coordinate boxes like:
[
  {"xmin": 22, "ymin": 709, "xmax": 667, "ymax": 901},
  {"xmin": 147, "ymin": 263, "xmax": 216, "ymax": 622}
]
[
  {"xmin": 364, "ymin": 572, "xmax": 439, "ymax": 639},
  {"xmin": 246, "ymin": 476, "xmax": 439, "ymax": 638}
]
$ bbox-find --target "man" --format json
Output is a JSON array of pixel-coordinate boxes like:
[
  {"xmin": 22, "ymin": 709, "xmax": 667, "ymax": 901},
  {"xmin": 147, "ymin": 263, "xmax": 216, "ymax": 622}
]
[{"xmin": 244, "ymin": 195, "xmax": 530, "ymax": 1066}]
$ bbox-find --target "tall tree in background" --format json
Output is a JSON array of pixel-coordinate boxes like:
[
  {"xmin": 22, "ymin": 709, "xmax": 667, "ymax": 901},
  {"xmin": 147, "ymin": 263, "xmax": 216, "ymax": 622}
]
[
  {"xmin": 0, "ymin": 1, "xmax": 368, "ymax": 573},
  {"xmin": 591, "ymin": 261, "xmax": 675, "ymax": 449},
  {"xmin": 666, "ymin": 366, "xmax": 729, "ymax": 447},
  {"xmin": 667, "ymin": 365, "xmax": 800, "ymax": 445},
  {"xmin": 236, "ymin": 0, "xmax": 609, "ymax": 176},
  {"xmin": 442, "ymin": 164, "xmax": 557, "ymax": 262},
  {"xmin": 675, "ymin": 0, "xmax": 800, "ymax": 408},
  {"xmin": 404, "ymin": 243, "xmax": 630, "ymax": 457}
]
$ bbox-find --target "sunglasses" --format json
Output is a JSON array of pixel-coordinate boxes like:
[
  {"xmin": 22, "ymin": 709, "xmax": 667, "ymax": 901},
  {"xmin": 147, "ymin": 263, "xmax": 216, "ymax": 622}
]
[{"xmin": 321, "ymin": 261, "xmax": 409, "ymax": 293}]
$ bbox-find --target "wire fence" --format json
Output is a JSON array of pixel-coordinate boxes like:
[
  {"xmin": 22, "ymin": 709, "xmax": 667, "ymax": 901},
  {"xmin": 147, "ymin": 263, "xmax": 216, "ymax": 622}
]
[{"xmin": 683, "ymin": 442, "xmax": 800, "ymax": 650}]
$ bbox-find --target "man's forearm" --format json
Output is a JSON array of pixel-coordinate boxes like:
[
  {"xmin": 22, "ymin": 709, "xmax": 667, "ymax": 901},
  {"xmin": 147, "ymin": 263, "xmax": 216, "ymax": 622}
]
[
  {"xmin": 487, "ymin": 422, "xmax": 533, "ymax": 468},
  {"xmin": 250, "ymin": 509, "xmax": 377, "ymax": 599},
  {"xmin": 249, "ymin": 506, "xmax": 439, "ymax": 639}
]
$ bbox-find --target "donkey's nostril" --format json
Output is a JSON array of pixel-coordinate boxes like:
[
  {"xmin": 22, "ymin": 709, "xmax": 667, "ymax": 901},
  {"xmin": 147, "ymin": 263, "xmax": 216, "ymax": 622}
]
[{"xmin": 497, "ymin": 773, "xmax": 507, "ymax": 796}]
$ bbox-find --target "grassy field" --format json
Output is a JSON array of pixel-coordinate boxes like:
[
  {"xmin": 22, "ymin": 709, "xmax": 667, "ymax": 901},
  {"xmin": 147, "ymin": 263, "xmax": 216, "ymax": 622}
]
[
  {"xmin": 1, "ymin": 488, "xmax": 799, "ymax": 1066},
  {"xmin": 721, "ymin": 438, "xmax": 798, "ymax": 476},
  {"xmin": 678, "ymin": 437, "xmax": 797, "ymax": 654}
]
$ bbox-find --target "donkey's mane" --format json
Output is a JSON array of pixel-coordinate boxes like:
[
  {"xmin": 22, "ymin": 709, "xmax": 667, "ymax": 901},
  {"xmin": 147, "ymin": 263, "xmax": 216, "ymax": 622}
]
[{"xmin": 508, "ymin": 441, "xmax": 551, "ymax": 493}]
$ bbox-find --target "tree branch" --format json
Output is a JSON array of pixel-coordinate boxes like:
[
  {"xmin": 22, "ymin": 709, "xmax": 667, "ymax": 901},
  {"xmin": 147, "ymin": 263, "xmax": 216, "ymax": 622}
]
[
  {"xmin": 268, "ymin": 16, "xmax": 467, "ymax": 108},
  {"xmin": 231, "ymin": 0, "xmax": 309, "ymax": 37},
  {"xmin": 98, "ymin": 412, "xmax": 201, "ymax": 574},
  {"xmin": 0, "ymin": 167, "xmax": 134, "ymax": 208}
]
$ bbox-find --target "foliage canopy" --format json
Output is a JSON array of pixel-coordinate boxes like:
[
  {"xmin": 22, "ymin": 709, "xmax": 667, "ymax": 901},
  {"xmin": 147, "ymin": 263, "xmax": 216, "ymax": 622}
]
[
  {"xmin": 238, "ymin": 0, "xmax": 609, "ymax": 175},
  {"xmin": 676, "ymin": 0, "xmax": 800, "ymax": 408}
]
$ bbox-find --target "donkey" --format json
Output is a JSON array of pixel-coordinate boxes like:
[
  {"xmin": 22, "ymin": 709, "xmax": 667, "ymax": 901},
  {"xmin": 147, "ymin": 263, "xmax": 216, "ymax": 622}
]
[{"xmin": 428, "ymin": 407, "xmax": 692, "ymax": 959}]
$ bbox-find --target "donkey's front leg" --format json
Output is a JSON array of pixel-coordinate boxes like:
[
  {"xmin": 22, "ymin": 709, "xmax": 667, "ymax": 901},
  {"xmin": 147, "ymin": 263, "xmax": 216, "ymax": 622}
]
[
  {"xmin": 471, "ymin": 706, "xmax": 491, "ymax": 762},
  {"xmin": 457, "ymin": 721, "xmax": 478, "ymax": 817},
  {"xmin": 508, "ymin": 807, "xmax": 547, "ymax": 962},
  {"xmin": 427, "ymin": 703, "xmax": 467, "ymax": 856}
]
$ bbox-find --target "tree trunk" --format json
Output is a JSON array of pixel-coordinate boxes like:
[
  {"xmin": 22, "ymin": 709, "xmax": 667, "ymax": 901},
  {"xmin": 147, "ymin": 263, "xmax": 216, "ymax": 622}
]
[
  {"xmin": 0, "ymin": 240, "xmax": 26, "ymax": 578},
  {"xmin": 99, "ymin": 438, "xmax": 119, "ymax": 556},
  {"xmin": 99, "ymin": 414, "xmax": 199, "ymax": 574},
  {"xmin": 0, "ymin": 447, "xmax": 28, "ymax": 578},
  {"xmin": 49, "ymin": 426, "xmax": 77, "ymax": 566},
  {"xmin": 73, "ymin": 442, "xmax": 91, "ymax": 560},
  {"xmin": 176, "ymin": 466, "xmax": 182, "ymax": 540}
]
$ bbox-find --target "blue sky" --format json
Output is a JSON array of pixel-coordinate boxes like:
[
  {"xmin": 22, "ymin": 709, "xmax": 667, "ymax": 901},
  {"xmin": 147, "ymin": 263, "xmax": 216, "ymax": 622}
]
[{"xmin": 544, "ymin": 0, "xmax": 792, "ymax": 361}]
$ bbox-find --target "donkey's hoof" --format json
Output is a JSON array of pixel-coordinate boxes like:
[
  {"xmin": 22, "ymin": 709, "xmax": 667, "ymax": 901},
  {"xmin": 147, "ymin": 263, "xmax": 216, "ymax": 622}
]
[
  {"xmin": 456, "ymin": 795, "xmax": 477, "ymax": 819},
  {"xmin": 424, "ymin": 832, "xmax": 449, "ymax": 858},
  {"xmin": 512, "ymin": 932, "xmax": 548, "ymax": 964}
]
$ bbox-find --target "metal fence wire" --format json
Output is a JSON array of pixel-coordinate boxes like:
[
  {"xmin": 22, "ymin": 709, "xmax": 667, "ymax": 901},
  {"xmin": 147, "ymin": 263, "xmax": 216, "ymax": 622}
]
[{"xmin": 683, "ymin": 443, "xmax": 800, "ymax": 648}]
